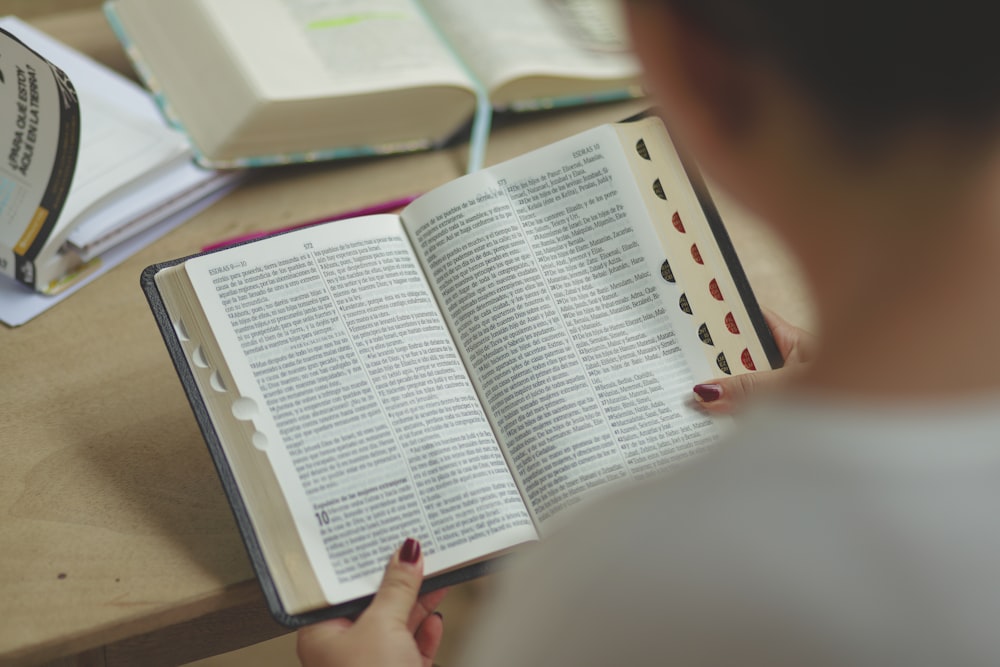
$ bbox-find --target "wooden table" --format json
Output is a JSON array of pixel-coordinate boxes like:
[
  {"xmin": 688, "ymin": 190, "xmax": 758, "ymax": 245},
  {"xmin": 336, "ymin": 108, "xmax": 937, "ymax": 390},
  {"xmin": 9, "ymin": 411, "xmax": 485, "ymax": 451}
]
[{"xmin": 0, "ymin": 8, "xmax": 813, "ymax": 667}]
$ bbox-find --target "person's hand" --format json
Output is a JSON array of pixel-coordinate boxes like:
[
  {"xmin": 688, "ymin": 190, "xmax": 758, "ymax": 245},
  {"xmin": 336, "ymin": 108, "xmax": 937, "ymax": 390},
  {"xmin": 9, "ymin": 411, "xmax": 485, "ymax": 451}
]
[
  {"xmin": 297, "ymin": 538, "xmax": 447, "ymax": 667},
  {"xmin": 693, "ymin": 308, "xmax": 815, "ymax": 414}
]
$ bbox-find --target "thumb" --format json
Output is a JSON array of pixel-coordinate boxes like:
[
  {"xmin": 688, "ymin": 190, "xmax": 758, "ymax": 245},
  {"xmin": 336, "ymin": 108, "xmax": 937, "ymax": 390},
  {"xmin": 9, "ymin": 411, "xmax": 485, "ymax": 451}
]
[
  {"xmin": 365, "ymin": 537, "xmax": 424, "ymax": 626},
  {"xmin": 296, "ymin": 617, "xmax": 353, "ymax": 664},
  {"xmin": 693, "ymin": 367, "xmax": 789, "ymax": 414}
]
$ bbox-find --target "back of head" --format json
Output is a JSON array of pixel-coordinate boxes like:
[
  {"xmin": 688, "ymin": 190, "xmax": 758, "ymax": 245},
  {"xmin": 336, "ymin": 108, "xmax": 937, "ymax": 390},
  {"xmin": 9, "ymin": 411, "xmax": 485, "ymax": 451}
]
[{"xmin": 656, "ymin": 1, "xmax": 1000, "ymax": 135}]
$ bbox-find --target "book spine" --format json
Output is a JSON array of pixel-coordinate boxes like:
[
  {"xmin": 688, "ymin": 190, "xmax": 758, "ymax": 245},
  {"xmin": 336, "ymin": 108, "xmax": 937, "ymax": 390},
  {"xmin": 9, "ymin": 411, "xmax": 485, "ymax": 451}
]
[
  {"xmin": 0, "ymin": 241, "xmax": 19, "ymax": 285},
  {"xmin": 0, "ymin": 26, "xmax": 82, "ymax": 291}
]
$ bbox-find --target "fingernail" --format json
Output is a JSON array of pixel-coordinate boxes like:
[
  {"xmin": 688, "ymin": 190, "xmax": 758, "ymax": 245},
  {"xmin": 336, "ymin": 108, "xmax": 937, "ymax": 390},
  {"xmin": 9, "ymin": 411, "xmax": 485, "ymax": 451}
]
[
  {"xmin": 400, "ymin": 537, "xmax": 421, "ymax": 564},
  {"xmin": 433, "ymin": 611, "xmax": 444, "ymax": 621},
  {"xmin": 693, "ymin": 383, "xmax": 722, "ymax": 402}
]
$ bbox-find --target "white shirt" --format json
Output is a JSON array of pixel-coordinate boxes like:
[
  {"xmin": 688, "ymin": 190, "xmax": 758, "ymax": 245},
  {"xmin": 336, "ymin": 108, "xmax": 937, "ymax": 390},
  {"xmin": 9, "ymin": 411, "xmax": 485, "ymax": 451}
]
[{"xmin": 460, "ymin": 396, "xmax": 1000, "ymax": 666}]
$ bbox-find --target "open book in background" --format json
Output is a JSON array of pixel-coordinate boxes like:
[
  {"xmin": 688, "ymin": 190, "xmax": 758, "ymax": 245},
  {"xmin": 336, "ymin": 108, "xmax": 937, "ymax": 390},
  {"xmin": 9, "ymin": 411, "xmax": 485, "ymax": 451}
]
[
  {"xmin": 142, "ymin": 114, "xmax": 782, "ymax": 625},
  {"xmin": 0, "ymin": 16, "xmax": 241, "ymax": 327},
  {"xmin": 104, "ymin": 0, "xmax": 643, "ymax": 170}
]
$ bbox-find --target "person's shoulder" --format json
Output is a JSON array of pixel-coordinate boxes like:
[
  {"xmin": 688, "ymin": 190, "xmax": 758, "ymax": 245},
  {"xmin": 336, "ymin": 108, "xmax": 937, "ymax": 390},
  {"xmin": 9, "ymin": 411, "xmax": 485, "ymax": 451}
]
[{"xmin": 467, "ymin": 398, "xmax": 1000, "ymax": 667}]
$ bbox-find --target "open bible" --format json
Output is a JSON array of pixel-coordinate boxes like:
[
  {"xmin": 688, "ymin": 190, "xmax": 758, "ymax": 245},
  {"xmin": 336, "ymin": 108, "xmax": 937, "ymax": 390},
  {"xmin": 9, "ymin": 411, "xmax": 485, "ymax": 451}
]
[
  {"xmin": 104, "ymin": 0, "xmax": 641, "ymax": 168},
  {"xmin": 141, "ymin": 114, "xmax": 782, "ymax": 626}
]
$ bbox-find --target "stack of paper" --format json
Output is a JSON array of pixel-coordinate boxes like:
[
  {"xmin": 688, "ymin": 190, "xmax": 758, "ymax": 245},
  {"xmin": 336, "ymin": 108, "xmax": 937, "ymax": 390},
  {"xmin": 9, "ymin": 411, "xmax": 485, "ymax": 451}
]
[{"xmin": 0, "ymin": 16, "xmax": 241, "ymax": 327}]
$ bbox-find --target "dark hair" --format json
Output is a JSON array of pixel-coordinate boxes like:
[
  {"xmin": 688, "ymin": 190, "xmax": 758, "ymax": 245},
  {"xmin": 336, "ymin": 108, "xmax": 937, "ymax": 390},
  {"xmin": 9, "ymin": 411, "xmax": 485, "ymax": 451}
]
[{"xmin": 655, "ymin": 0, "xmax": 1000, "ymax": 132}]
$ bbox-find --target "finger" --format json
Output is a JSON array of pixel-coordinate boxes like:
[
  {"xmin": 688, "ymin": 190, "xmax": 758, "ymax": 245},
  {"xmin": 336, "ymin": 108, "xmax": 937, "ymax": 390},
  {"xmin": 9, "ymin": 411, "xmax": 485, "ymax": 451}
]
[
  {"xmin": 761, "ymin": 307, "xmax": 816, "ymax": 363},
  {"xmin": 406, "ymin": 586, "xmax": 449, "ymax": 634},
  {"xmin": 761, "ymin": 306, "xmax": 795, "ymax": 334},
  {"xmin": 296, "ymin": 618, "xmax": 352, "ymax": 664},
  {"xmin": 366, "ymin": 537, "xmax": 424, "ymax": 627},
  {"xmin": 298, "ymin": 617, "xmax": 353, "ymax": 641},
  {"xmin": 415, "ymin": 612, "xmax": 445, "ymax": 667},
  {"xmin": 693, "ymin": 367, "xmax": 789, "ymax": 414}
]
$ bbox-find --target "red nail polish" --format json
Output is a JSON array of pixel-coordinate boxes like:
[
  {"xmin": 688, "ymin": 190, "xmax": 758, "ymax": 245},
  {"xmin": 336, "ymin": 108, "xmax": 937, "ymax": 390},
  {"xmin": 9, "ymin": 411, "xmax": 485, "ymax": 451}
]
[
  {"xmin": 400, "ymin": 538, "xmax": 421, "ymax": 564},
  {"xmin": 693, "ymin": 384, "xmax": 722, "ymax": 402}
]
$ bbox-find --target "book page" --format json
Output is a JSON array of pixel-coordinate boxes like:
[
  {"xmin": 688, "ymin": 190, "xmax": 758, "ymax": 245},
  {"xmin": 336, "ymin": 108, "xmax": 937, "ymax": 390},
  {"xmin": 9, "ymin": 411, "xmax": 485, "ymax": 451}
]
[
  {"xmin": 201, "ymin": 0, "xmax": 473, "ymax": 97},
  {"xmin": 51, "ymin": 91, "xmax": 189, "ymax": 244},
  {"xmin": 182, "ymin": 217, "xmax": 535, "ymax": 604},
  {"xmin": 403, "ymin": 124, "xmax": 726, "ymax": 533},
  {"xmin": 420, "ymin": 0, "xmax": 639, "ymax": 106}
]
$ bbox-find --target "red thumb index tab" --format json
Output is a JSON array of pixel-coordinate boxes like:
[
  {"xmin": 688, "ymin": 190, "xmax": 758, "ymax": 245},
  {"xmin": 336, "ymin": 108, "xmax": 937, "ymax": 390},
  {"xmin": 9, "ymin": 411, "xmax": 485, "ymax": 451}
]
[{"xmin": 0, "ymin": 26, "xmax": 80, "ymax": 289}]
